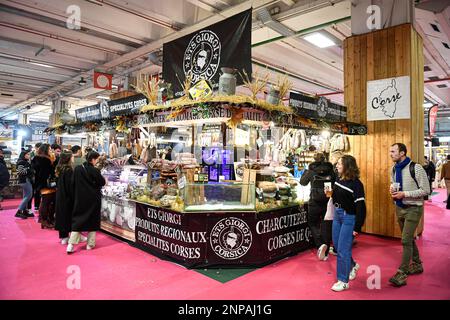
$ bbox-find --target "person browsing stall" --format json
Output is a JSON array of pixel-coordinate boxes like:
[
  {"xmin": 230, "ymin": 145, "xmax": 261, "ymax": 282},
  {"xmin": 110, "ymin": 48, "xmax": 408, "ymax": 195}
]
[
  {"xmin": 67, "ymin": 151, "xmax": 106, "ymax": 254},
  {"xmin": 300, "ymin": 152, "xmax": 336, "ymax": 261}
]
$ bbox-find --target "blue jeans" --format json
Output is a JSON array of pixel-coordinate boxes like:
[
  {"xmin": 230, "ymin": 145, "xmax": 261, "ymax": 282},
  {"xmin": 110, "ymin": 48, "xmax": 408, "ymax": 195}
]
[
  {"xmin": 332, "ymin": 208, "xmax": 356, "ymax": 283},
  {"xmin": 18, "ymin": 179, "xmax": 33, "ymax": 211}
]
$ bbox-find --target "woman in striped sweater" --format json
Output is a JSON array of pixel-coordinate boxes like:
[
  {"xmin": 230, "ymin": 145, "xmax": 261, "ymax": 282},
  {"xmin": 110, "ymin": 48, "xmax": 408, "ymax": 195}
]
[
  {"xmin": 330, "ymin": 155, "xmax": 366, "ymax": 292},
  {"xmin": 16, "ymin": 150, "xmax": 34, "ymax": 219}
]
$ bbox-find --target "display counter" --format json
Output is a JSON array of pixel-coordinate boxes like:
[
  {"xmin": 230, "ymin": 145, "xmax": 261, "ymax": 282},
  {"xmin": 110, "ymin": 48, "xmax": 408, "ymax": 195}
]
[
  {"xmin": 98, "ymin": 159, "xmax": 314, "ymax": 266},
  {"xmin": 100, "ymin": 163, "xmax": 147, "ymax": 242},
  {"xmin": 132, "ymin": 201, "xmax": 312, "ymax": 268}
]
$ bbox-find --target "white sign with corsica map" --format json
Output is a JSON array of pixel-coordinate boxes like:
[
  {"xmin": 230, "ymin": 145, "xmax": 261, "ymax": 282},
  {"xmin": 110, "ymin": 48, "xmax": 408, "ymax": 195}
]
[{"xmin": 367, "ymin": 76, "xmax": 410, "ymax": 121}]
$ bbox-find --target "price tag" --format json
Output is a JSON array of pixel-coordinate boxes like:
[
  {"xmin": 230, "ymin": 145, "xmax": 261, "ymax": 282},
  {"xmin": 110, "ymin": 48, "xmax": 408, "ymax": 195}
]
[{"xmin": 256, "ymin": 137, "xmax": 264, "ymax": 148}]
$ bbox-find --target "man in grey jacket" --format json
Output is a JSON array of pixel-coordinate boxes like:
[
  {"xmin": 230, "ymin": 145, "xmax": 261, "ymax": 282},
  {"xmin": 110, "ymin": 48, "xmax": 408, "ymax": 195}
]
[{"xmin": 389, "ymin": 143, "xmax": 430, "ymax": 287}]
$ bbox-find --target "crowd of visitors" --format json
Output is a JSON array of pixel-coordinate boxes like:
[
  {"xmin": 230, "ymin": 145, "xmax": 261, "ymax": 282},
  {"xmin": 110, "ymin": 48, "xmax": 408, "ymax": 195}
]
[
  {"xmin": 10, "ymin": 144, "xmax": 104, "ymax": 254},
  {"xmin": 1, "ymin": 141, "xmax": 438, "ymax": 291}
]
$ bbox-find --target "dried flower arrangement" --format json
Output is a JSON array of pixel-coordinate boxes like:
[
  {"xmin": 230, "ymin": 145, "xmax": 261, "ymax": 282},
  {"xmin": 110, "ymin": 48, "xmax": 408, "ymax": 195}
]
[
  {"xmin": 133, "ymin": 73, "xmax": 159, "ymax": 105},
  {"xmin": 240, "ymin": 68, "xmax": 269, "ymax": 101},
  {"xmin": 277, "ymin": 74, "xmax": 292, "ymax": 102}
]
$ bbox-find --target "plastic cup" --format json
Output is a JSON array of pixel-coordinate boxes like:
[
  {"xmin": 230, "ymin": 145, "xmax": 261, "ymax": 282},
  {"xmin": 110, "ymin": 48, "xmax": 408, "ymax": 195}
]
[
  {"xmin": 392, "ymin": 182, "xmax": 400, "ymax": 192},
  {"xmin": 324, "ymin": 182, "xmax": 332, "ymax": 197}
]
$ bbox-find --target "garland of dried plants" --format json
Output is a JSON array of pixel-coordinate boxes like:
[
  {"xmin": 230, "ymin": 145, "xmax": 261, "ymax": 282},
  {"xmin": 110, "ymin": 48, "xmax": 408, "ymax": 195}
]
[
  {"xmin": 132, "ymin": 73, "xmax": 159, "ymax": 105},
  {"xmin": 176, "ymin": 72, "xmax": 193, "ymax": 100},
  {"xmin": 240, "ymin": 68, "xmax": 269, "ymax": 101},
  {"xmin": 277, "ymin": 74, "xmax": 292, "ymax": 102}
]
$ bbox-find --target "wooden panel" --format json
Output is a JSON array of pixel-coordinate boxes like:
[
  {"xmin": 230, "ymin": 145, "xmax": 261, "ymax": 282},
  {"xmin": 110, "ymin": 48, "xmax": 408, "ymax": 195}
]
[{"xmin": 344, "ymin": 24, "xmax": 423, "ymax": 238}]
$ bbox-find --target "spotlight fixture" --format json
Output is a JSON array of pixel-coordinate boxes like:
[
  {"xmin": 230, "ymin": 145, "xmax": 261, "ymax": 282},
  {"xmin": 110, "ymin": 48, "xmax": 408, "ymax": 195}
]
[{"xmin": 79, "ymin": 77, "xmax": 87, "ymax": 85}]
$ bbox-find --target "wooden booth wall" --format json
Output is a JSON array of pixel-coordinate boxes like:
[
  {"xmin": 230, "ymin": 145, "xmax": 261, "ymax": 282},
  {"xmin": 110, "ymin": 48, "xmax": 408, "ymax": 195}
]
[{"xmin": 344, "ymin": 24, "xmax": 424, "ymax": 238}]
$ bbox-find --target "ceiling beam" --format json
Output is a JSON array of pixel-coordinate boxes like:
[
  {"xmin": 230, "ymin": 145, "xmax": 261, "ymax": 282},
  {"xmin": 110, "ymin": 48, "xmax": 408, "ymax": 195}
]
[
  {"xmin": 415, "ymin": 15, "xmax": 450, "ymax": 76},
  {"xmin": 90, "ymin": 0, "xmax": 181, "ymax": 31},
  {"xmin": 0, "ymin": 2, "xmax": 147, "ymax": 47},
  {"xmin": 187, "ymin": 0, "xmax": 220, "ymax": 13},
  {"xmin": 253, "ymin": 0, "xmax": 347, "ymax": 30},
  {"xmin": 280, "ymin": 0, "xmax": 296, "ymax": 6},
  {"xmin": 2, "ymin": 0, "xmax": 278, "ymax": 116},
  {"xmin": 0, "ymin": 22, "xmax": 125, "ymax": 55}
]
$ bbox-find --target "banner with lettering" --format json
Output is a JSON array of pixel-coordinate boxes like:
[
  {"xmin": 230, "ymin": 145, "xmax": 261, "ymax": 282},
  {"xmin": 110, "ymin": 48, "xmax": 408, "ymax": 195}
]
[
  {"xmin": 134, "ymin": 203, "xmax": 208, "ymax": 265},
  {"xmin": 163, "ymin": 9, "xmax": 252, "ymax": 98},
  {"xmin": 428, "ymin": 105, "xmax": 438, "ymax": 136},
  {"xmin": 108, "ymin": 93, "xmax": 147, "ymax": 117},
  {"xmin": 75, "ymin": 94, "xmax": 148, "ymax": 122},
  {"xmin": 289, "ymin": 92, "xmax": 347, "ymax": 122},
  {"xmin": 133, "ymin": 202, "xmax": 313, "ymax": 268},
  {"xmin": 367, "ymin": 76, "xmax": 410, "ymax": 121}
]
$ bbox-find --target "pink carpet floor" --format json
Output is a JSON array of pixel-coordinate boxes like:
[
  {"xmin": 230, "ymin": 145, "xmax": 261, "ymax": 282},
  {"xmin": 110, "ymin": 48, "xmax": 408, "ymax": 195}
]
[{"xmin": 1, "ymin": 190, "xmax": 449, "ymax": 300}]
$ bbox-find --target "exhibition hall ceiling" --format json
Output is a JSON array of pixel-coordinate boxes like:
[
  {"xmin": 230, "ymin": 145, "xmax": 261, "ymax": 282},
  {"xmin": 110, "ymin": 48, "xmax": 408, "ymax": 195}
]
[{"xmin": 0, "ymin": 0, "xmax": 449, "ymax": 134}]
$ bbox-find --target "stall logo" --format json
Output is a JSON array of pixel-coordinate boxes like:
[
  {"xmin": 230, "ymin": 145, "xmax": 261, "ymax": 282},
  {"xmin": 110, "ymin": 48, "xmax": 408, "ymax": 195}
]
[
  {"xmin": 210, "ymin": 217, "xmax": 252, "ymax": 260},
  {"xmin": 183, "ymin": 30, "xmax": 221, "ymax": 84},
  {"xmin": 371, "ymin": 79, "xmax": 401, "ymax": 118},
  {"xmin": 99, "ymin": 100, "xmax": 110, "ymax": 119},
  {"xmin": 317, "ymin": 96, "xmax": 329, "ymax": 117}
]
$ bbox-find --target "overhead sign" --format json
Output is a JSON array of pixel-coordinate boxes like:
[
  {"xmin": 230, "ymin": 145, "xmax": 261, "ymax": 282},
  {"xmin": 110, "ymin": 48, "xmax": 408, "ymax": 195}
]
[
  {"xmin": 75, "ymin": 104, "xmax": 102, "ymax": 122},
  {"xmin": 163, "ymin": 9, "xmax": 252, "ymax": 98},
  {"xmin": 0, "ymin": 128, "xmax": 13, "ymax": 141},
  {"xmin": 367, "ymin": 76, "xmax": 410, "ymax": 121},
  {"xmin": 289, "ymin": 92, "xmax": 347, "ymax": 122},
  {"xmin": 94, "ymin": 71, "xmax": 113, "ymax": 90},
  {"xmin": 428, "ymin": 105, "xmax": 438, "ymax": 136},
  {"xmin": 133, "ymin": 107, "xmax": 268, "ymax": 127},
  {"xmin": 108, "ymin": 93, "xmax": 147, "ymax": 117},
  {"xmin": 75, "ymin": 94, "xmax": 148, "ymax": 122}
]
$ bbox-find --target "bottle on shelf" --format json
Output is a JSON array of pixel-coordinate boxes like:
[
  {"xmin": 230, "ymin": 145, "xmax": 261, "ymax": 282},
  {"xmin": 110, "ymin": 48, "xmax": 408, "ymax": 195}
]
[{"xmin": 194, "ymin": 166, "xmax": 200, "ymax": 183}]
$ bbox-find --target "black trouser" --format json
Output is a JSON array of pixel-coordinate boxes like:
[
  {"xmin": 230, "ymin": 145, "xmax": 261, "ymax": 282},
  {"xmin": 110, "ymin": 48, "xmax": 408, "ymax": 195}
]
[
  {"xmin": 27, "ymin": 185, "xmax": 34, "ymax": 209},
  {"xmin": 34, "ymin": 188, "xmax": 42, "ymax": 209},
  {"xmin": 308, "ymin": 201, "xmax": 332, "ymax": 254},
  {"xmin": 424, "ymin": 179, "xmax": 432, "ymax": 200},
  {"xmin": 59, "ymin": 230, "xmax": 69, "ymax": 239}
]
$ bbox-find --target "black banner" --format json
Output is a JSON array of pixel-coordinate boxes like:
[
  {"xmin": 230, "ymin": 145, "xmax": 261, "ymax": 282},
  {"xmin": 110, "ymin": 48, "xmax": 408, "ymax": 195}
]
[
  {"xmin": 135, "ymin": 204, "xmax": 208, "ymax": 264},
  {"xmin": 289, "ymin": 92, "xmax": 347, "ymax": 122},
  {"xmin": 108, "ymin": 93, "xmax": 147, "ymax": 117},
  {"xmin": 134, "ymin": 202, "xmax": 313, "ymax": 268},
  {"xmin": 75, "ymin": 94, "xmax": 148, "ymax": 122},
  {"xmin": 163, "ymin": 9, "xmax": 252, "ymax": 98}
]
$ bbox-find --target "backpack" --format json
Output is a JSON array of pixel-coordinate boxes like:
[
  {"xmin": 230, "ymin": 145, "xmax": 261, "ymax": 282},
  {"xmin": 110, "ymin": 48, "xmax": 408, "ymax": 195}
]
[
  {"xmin": 392, "ymin": 161, "xmax": 431, "ymax": 195},
  {"xmin": 310, "ymin": 174, "xmax": 333, "ymax": 203}
]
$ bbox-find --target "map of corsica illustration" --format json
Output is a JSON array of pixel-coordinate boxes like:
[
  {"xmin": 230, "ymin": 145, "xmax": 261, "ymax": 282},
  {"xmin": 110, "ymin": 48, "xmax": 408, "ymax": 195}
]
[{"xmin": 378, "ymin": 79, "xmax": 400, "ymax": 118}]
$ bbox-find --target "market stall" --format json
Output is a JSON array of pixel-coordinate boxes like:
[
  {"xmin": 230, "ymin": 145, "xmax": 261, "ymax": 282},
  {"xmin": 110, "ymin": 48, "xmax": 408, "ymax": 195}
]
[
  {"xmin": 43, "ymin": 8, "xmax": 366, "ymax": 267},
  {"xmin": 46, "ymin": 81, "xmax": 365, "ymax": 267}
]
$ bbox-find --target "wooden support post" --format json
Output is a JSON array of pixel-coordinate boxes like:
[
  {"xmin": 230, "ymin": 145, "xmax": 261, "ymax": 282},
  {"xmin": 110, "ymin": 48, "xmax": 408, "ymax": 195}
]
[{"xmin": 344, "ymin": 24, "xmax": 424, "ymax": 238}]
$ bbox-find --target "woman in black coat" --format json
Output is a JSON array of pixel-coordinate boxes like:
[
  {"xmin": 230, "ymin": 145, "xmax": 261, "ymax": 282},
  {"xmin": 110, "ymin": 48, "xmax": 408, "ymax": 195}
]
[
  {"xmin": 55, "ymin": 151, "xmax": 75, "ymax": 244},
  {"xmin": 31, "ymin": 143, "xmax": 55, "ymax": 211},
  {"xmin": 67, "ymin": 151, "xmax": 106, "ymax": 254},
  {"xmin": 300, "ymin": 152, "xmax": 336, "ymax": 261}
]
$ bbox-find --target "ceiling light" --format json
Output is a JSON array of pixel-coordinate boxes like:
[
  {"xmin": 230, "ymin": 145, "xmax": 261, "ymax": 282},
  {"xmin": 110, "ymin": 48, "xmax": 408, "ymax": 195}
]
[
  {"xmin": 303, "ymin": 32, "xmax": 336, "ymax": 48},
  {"xmin": 96, "ymin": 95, "xmax": 110, "ymax": 100},
  {"xmin": 79, "ymin": 77, "xmax": 87, "ymax": 85},
  {"xmin": 424, "ymin": 102, "xmax": 433, "ymax": 109},
  {"xmin": 28, "ymin": 62, "xmax": 55, "ymax": 68}
]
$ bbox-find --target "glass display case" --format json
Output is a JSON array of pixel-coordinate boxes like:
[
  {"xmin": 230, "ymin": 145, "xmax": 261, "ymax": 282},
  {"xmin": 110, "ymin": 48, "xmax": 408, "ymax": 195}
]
[
  {"xmin": 183, "ymin": 182, "xmax": 255, "ymax": 212},
  {"xmin": 100, "ymin": 164, "xmax": 147, "ymax": 242}
]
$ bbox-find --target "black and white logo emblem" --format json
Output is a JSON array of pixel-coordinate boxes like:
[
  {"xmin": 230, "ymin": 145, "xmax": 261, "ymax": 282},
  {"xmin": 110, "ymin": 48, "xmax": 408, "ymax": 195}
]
[
  {"xmin": 317, "ymin": 96, "xmax": 329, "ymax": 118},
  {"xmin": 183, "ymin": 30, "xmax": 221, "ymax": 84},
  {"xmin": 210, "ymin": 217, "xmax": 252, "ymax": 260},
  {"xmin": 99, "ymin": 99, "xmax": 110, "ymax": 119}
]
